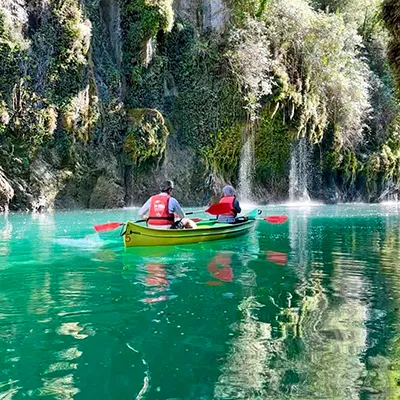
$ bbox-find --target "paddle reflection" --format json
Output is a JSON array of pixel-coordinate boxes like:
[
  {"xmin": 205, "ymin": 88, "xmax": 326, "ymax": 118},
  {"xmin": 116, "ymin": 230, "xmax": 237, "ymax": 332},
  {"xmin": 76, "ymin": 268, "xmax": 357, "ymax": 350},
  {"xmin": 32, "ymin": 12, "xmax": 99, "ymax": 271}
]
[
  {"xmin": 207, "ymin": 252, "xmax": 234, "ymax": 285},
  {"xmin": 265, "ymin": 250, "xmax": 288, "ymax": 266},
  {"xmin": 142, "ymin": 262, "xmax": 172, "ymax": 303}
]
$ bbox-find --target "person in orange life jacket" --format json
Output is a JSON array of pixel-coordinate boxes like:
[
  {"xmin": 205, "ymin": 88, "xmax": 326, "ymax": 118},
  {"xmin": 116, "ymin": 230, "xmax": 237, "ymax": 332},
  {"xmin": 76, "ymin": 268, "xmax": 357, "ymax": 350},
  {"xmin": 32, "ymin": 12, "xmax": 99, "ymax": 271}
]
[
  {"xmin": 217, "ymin": 185, "xmax": 241, "ymax": 223},
  {"xmin": 138, "ymin": 180, "xmax": 197, "ymax": 229}
]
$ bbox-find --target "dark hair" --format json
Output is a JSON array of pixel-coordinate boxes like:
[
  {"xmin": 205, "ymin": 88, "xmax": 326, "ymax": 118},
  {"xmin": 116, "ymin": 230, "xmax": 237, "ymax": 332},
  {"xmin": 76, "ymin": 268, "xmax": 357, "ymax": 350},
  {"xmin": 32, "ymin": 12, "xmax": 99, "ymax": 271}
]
[{"xmin": 160, "ymin": 180, "xmax": 174, "ymax": 192}]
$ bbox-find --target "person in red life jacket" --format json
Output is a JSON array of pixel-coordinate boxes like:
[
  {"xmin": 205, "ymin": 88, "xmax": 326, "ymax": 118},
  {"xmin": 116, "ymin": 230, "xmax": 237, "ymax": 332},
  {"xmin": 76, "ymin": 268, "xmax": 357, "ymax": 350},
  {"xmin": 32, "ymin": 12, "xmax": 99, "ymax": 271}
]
[
  {"xmin": 217, "ymin": 185, "xmax": 241, "ymax": 223},
  {"xmin": 138, "ymin": 180, "xmax": 197, "ymax": 229}
]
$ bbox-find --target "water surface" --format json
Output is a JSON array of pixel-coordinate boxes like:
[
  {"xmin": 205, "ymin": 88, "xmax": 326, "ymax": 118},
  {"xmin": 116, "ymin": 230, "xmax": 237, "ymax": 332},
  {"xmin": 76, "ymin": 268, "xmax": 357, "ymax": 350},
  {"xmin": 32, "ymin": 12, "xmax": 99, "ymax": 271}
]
[{"xmin": 1, "ymin": 203, "xmax": 400, "ymax": 399}]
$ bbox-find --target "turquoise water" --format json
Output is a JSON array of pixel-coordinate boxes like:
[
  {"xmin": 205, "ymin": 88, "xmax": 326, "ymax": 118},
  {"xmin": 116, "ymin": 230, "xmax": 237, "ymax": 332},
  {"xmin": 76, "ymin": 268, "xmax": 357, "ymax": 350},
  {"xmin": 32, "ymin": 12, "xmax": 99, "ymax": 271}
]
[{"xmin": 1, "ymin": 203, "xmax": 400, "ymax": 399}]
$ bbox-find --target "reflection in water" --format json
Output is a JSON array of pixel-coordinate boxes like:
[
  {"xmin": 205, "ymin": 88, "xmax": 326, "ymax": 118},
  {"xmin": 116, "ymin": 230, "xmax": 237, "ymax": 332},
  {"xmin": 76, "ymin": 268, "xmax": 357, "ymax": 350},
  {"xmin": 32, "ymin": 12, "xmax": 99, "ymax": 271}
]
[
  {"xmin": 207, "ymin": 252, "xmax": 234, "ymax": 285},
  {"xmin": 0, "ymin": 213, "xmax": 12, "ymax": 259},
  {"xmin": 214, "ymin": 208, "xmax": 391, "ymax": 399},
  {"xmin": 265, "ymin": 250, "xmax": 287, "ymax": 266},
  {"xmin": 39, "ymin": 374, "xmax": 79, "ymax": 398},
  {"xmin": 3, "ymin": 206, "xmax": 400, "ymax": 398},
  {"xmin": 215, "ymin": 296, "xmax": 275, "ymax": 399},
  {"xmin": 142, "ymin": 262, "xmax": 171, "ymax": 303},
  {"xmin": 295, "ymin": 281, "xmax": 367, "ymax": 398}
]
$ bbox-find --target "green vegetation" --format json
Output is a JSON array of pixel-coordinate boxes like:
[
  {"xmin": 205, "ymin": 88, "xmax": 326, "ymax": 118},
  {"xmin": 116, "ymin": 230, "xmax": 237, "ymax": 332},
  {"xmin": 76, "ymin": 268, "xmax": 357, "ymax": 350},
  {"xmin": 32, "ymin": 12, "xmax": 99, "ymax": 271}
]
[
  {"xmin": 123, "ymin": 108, "xmax": 169, "ymax": 165},
  {"xmin": 202, "ymin": 123, "xmax": 244, "ymax": 178},
  {"xmin": 0, "ymin": 0, "xmax": 400, "ymax": 207},
  {"xmin": 254, "ymin": 111, "xmax": 292, "ymax": 192}
]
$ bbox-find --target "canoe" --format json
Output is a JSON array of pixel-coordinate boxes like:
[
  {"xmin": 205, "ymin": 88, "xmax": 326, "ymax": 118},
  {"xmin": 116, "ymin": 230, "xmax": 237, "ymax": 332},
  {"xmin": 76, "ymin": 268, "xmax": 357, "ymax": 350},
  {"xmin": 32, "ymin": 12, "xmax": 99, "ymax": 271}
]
[{"xmin": 123, "ymin": 218, "xmax": 257, "ymax": 247}]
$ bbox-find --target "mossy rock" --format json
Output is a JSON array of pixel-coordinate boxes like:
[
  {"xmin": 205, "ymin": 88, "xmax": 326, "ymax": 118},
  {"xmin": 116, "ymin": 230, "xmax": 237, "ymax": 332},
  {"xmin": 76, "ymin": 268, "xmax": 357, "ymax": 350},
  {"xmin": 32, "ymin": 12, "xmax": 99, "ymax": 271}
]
[
  {"xmin": 202, "ymin": 122, "xmax": 244, "ymax": 179},
  {"xmin": 123, "ymin": 108, "xmax": 169, "ymax": 165},
  {"xmin": 255, "ymin": 111, "xmax": 292, "ymax": 180}
]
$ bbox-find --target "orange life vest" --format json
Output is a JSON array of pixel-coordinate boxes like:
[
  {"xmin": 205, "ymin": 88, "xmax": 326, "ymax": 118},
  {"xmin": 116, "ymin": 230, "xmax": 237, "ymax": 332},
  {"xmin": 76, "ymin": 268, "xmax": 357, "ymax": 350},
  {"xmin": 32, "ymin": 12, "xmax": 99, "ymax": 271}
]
[
  {"xmin": 219, "ymin": 195, "xmax": 237, "ymax": 217},
  {"xmin": 148, "ymin": 194, "xmax": 174, "ymax": 226}
]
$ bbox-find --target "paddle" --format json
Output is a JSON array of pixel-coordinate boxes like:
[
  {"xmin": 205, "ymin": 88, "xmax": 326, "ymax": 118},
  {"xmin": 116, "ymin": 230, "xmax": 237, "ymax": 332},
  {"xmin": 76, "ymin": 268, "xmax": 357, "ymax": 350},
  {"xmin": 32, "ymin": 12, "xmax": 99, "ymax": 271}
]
[
  {"xmin": 93, "ymin": 203, "xmax": 232, "ymax": 233},
  {"xmin": 244, "ymin": 209, "xmax": 288, "ymax": 224},
  {"xmin": 94, "ymin": 222, "xmax": 124, "ymax": 232}
]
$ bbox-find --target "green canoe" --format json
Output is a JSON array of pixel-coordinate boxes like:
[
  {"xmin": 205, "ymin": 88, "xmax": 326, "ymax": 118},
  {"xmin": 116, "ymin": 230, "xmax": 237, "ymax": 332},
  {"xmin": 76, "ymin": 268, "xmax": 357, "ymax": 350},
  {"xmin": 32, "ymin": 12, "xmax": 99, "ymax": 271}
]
[{"xmin": 123, "ymin": 215, "xmax": 257, "ymax": 247}]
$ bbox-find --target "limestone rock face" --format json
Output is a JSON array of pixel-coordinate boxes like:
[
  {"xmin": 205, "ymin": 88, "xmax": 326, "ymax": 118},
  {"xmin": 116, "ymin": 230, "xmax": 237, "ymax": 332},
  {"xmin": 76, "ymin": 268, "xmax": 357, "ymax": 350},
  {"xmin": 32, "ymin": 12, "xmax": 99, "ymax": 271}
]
[
  {"xmin": 125, "ymin": 134, "xmax": 215, "ymax": 207},
  {"xmin": 173, "ymin": 0, "xmax": 229, "ymax": 31},
  {"xmin": 89, "ymin": 175, "xmax": 125, "ymax": 209},
  {"xmin": 30, "ymin": 156, "xmax": 73, "ymax": 211},
  {"xmin": 0, "ymin": 168, "xmax": 14, "ymax": 212},
  {"xmin": 0, "ymin": 0, "xmax": 233, "ymax": 211}
]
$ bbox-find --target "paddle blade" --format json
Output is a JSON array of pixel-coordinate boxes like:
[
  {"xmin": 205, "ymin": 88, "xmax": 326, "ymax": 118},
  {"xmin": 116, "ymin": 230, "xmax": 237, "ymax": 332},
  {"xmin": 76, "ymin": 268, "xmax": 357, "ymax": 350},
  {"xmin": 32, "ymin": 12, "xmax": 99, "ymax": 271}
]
[
  {"xmin": 191, "ymin": 218, "xmax": 202, "ymax": 223},
  {"xmin": 264, "ymin": 215, "xmax": 288, "ymax": 224},
  {"xmin": 205, "ymin": 203, "xmax": 232, "ymax": 215},
  {"xmin": 94, "ymin": 222, "xmax": 123, "ymax": 232}
]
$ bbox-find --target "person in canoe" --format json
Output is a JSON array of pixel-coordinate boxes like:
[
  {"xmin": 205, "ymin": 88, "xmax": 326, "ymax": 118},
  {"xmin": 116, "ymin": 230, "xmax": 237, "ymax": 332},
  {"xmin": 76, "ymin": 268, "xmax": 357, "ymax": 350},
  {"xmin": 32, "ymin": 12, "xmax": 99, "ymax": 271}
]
[
  {"xmin": 139, "ymin": 180, "xmax": 197, "ymax": 229},
  {"xmin": 217, "ymin": 185, "xmax": 242, "ymax": 223}
]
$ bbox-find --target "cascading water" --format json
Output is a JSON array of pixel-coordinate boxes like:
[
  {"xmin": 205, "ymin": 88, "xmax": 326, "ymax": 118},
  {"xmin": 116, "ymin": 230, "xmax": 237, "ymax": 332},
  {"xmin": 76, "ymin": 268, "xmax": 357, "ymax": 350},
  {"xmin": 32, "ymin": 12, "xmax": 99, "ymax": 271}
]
[
  {"xmin": 238, "ymin": 125, "xmax": 255, "ymax": 203},
  {"xmin": 379, "ymin": 178, "xmax": 399, "ymax": 202},
  {"xmin": 289, "ymin": 137, "xmax": 311, "ymax": 202}
]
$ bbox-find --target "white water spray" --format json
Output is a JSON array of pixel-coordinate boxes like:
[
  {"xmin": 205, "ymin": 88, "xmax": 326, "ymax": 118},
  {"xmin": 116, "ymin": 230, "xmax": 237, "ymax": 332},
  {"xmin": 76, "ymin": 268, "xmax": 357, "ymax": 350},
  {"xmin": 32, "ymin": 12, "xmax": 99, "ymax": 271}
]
[
  {"xmin": 379, "ymin": 178, "xmax": 399, "ymax": 203},
  {"xmin": 289, "ymin": 137, "xmax": 311, "ymax": 202},
  {"xmin": 238, "ymin": 126, "xmax": 255, "ymax": 203}
]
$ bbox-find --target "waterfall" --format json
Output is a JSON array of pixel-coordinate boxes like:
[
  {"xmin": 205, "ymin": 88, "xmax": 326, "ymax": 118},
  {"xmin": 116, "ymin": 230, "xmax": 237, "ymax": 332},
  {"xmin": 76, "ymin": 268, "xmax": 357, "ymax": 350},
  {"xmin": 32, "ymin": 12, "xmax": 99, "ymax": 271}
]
[
  {"xmin": 238, "ymin": 125, "xmax": 255, "ymax": 203},
  {"xmin": 379, "ymin": 177, "xmax": 399, "ymax": 202},
  {"xmin": 289, "ymin": 137, "xmax": 311, "ymax": 202}
]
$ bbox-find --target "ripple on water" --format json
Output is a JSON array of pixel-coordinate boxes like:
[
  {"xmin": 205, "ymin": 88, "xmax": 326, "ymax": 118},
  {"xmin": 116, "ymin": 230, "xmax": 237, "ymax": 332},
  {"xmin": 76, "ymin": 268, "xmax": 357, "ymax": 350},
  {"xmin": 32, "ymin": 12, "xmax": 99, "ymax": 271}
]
[
  {"xmin": 2, "ymin": 206, "xmax": 400, "ymax": 399},
  {"xmin": 0, "ymin": 380, "xmax": 21, "ymax": 399}
]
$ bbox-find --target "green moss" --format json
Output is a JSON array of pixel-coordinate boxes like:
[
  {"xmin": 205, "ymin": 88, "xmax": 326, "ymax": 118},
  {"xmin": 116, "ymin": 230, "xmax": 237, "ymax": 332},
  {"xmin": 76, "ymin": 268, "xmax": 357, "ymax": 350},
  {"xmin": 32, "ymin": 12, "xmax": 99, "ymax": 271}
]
[
  {"xmin": 383, "ymin": 0, "xmax": 400, "ymax": 92},
  {"xmin": 166, "ymin": 24, "xmax": 245, "ymax": 149},
  {"xmin": 364, "ymin": 153, "xmax": 381, "ymax": 195},
  {"xmin": 202, "ymin": 122, "xmax": 244, "ymax": 178},
  {"xmin": 30, "ymin": 0, "xmax": 90, "ymax": 106},
  {"xmin": 121, "ymin": 0, "xmax": 173, "ymax": 85},
  {"xmin": 342, "ymin": 150, "xmax": 358, "ymax": 184},
  {"xmin": 321, "ymin": 124, "xmax": 342, "ymax": 173},
  {"xmin": 128, "ymin": 54, "xmax": 168, "ymax": 108},
  {"xmin": 254, "ymin": 111, "xmax": 292, "ymax": 182},
  {"xmin": 123, "ymin": 108, "xmax": 169, "ymax": 165},
  {"xmin": 0, "ymin": 13, "xmax": 23, "ymax": 101}
]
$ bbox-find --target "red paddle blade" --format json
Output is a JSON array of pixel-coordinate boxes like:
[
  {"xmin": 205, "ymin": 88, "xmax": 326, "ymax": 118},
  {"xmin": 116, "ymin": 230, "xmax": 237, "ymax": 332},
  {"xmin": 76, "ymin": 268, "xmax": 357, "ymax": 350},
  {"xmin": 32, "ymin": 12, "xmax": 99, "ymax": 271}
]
[
  {"xmin": 205, "ymin": 203, "xmax": 232, "ymax": 215},
  {"xmin": 191, "ymin": 218, "xmax": 202, "ymax": 222},
  {"xmin": 264, "ymin": 215, "xmax": 288, "ymax": 224},
  {"xmin": 94, "ymin": 222, "xmax": 123, "ymax": 232}
]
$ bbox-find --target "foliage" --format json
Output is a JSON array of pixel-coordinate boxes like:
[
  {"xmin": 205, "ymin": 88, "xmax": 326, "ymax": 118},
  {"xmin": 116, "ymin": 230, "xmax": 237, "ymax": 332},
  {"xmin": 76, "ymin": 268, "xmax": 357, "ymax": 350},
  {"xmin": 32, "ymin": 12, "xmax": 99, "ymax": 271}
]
[
  {"xmin": 264, "ymin": 0, "xmax": 371, "ymax": 147},
  {"xmin": 202, "ymin": 122, "xmax": 244, "ymax": 178},
  {"xmin": 121, "ymin": 0, "xmax": 174, "ymax": 82},
  {"xmin": 0, "ymin": 0, "xmax": 399, "ymax": 205},
  {"xmin": 0, "ymin": 11, "xmax": 58, "ymax": 152},
  {"xmin": 313, "ymin": 0, "xmax": 384, "ymax": 37},
  {"xmin": 164, "ymin": 21, "xmax": 246, "ymax": 152},
  {"xmin": 383, "ymin": 0, "xmax": 400, "ymax": 92},
  {"xmin": 225, "ymin": 18, "xmax": 273, "ymax": 120},
  {"xmin": 254, "ymin": 110, "xmax": 292, "ymax": 184},
  {"xmin": 30, "ymin": 0, "xmax": 91, "ymax": 105},
  {"xmin": 123, "ymin": 108, "xmax": 169, "ymax": 165},
  {"xmin": 0, "ymin": 13, "xmax": 24, "ymax": 103}
]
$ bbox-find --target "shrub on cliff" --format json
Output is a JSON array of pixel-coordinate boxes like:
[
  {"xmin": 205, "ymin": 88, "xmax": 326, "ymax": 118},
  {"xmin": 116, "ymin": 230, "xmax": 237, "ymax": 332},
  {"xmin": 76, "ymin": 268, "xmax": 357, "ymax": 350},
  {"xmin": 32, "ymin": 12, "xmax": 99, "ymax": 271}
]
[{"xmin": 123, "ymin": 108, "xmax": 169, "ymax": 165}]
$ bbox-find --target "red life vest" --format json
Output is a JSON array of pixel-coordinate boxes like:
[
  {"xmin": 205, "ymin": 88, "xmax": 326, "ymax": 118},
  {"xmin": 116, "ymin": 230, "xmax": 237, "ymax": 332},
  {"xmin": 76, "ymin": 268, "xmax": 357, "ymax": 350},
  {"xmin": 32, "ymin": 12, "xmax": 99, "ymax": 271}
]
[
  {"xmin": 219, "ymin": 196, "xmax": 237, "ymax": 217},
  {"xmin": 148, "ymin": 194, "xmax": 174, "ymax": 226}
]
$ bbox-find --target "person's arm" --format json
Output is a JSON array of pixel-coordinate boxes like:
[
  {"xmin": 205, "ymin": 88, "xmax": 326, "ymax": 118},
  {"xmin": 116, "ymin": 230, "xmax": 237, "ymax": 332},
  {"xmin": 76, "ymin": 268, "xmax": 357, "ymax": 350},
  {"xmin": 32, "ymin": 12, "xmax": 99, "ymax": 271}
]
[
  {"xmin": 138, "ymin": 198, "xmax": 151, "ymax": 219},
  {"xmin": 169, "ymin": 198, "xmax": 186, "ymax": 218},
  {"xmin": 233, "ymin": 198, "xmax": 241, "ymax": 214}
]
